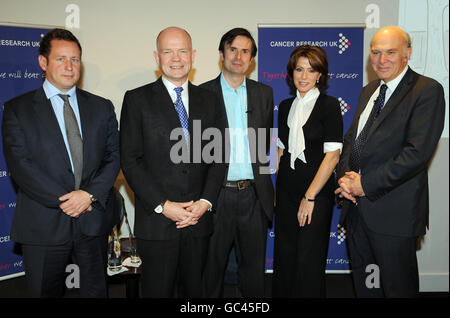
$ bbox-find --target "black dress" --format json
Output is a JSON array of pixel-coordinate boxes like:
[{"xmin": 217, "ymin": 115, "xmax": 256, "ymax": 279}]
[{"xmin": 272, "ymin": 93, "xmax": 343, "ymax": 297}]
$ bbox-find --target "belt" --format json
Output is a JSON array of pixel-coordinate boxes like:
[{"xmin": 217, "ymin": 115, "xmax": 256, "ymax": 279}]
[{"xmin": 224, "ymin": 180, "xmax": 253, "ymax": 191}]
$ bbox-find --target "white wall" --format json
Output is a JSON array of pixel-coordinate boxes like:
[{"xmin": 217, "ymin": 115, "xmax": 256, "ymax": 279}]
[
  {"xmin": 398, "ymin": 0, "xmax": 449, "ymax": 292},
  {"xmin": 1, "ymin": 0, "xmax": 448, "ymax": 292}
]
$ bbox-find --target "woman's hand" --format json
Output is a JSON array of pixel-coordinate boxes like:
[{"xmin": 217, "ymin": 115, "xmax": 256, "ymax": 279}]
[{"xmin": 297, "ymin": 198, "xmax": 314, "ymax": 227}]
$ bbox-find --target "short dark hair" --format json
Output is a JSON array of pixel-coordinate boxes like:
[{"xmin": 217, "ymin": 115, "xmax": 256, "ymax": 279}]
[
  {"xmin": 218, "ymin": 28, "xmax": 257, "ymax": 58},
  {"xmin": 286, "ymin": 45, "xmax": 329, "ymax": 94},
  {"xmin": 39, "ymin": 28, "xmax": 82, "ymax": 59}
]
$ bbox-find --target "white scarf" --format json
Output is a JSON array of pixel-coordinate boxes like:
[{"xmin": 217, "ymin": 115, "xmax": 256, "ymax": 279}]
[{"xmin": 287, "ymin": 87, "xmax": 320, "ymax": 169}]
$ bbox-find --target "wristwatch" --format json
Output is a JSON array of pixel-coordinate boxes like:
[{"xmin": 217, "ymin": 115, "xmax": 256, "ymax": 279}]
[
  {"xmin": 89, "ymin": 194, "xmax": 97, "ymax": 203},
  {"xmin": 304, "ymin": 194, "xmax": 315, "ymax": 202},
  {"xmin": 155, "ymin": 199, "xmax": 167, "ymax": 214}
]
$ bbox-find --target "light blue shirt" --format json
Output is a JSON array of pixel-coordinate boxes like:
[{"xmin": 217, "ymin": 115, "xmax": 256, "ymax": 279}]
[
  {"xmin": 42, "ymin": 79, "xmax": 82, "ymax": 173},
  {"xmin": 220, "ymin": 73, "xmax": 254, "ymax": 181}
]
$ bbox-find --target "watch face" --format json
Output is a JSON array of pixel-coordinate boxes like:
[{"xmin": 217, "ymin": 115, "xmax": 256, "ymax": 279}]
[{"xmin": 155, "ymin": 205, "xmax": 163, "ymax": 213}]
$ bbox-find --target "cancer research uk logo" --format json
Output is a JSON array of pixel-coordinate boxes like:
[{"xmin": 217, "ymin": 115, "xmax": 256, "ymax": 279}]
[
  {"xmin": 337, "ymin": 33, "xmax": 351, "ymax": 54},
  {"xmin": 331, "ymin": 223, "xmax": 347, "ymax": 245},
  {"xmin": 338, "ymin": 97, "xmax": 351, "ymax": 116},
  {"xmin": 336, "ymin": 224, "xmax": 347, "ymax": 245}
]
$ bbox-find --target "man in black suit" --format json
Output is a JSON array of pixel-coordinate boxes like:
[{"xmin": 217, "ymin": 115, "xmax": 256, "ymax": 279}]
[
  {"xmin": 200, "ymin": 28, "xmax": 274, "ymax": 297},
  {"xmin": 335, "ymin": 26, "xmax": 445, "ymax": 297},
  {"xmin": 2, "ymin": 29, "xmax": 120, "ymax": 297},
  {"xmin": 120, "ymin": 26, "xmax": 225, "ymax": 297}
]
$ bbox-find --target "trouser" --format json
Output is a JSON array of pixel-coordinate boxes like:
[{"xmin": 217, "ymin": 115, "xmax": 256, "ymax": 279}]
[
  {"xmin": 137, "ymin": 231, "xmax": 209, "ymax": 298},
  {"xmin": 22, "ymin": 233, "xmax": 108, "ymax": 298},
  {"xmin": 346, "ymin": 205, "xmax": 419, "ymax": 298},
  {"xmin": 202, "ymin": 184, "xmax": 268, "ymax": 297}
]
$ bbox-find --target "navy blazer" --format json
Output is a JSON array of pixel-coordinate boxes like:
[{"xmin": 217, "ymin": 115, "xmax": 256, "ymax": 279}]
[
  {"xmin": 120, "ymin": 77, "xmax": 226, "ymax": 240},
  {"xmin": 2, "ymin": 87, "xmax": 120, "ymax": 245},
  {"xmin": 338, "ymin": 68, "xmax": 445, "ymax": 237}
]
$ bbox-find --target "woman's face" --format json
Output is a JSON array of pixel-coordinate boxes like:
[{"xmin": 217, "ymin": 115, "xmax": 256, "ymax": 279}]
[{"xmin": 293, "ymin": 56, "xmax": 321, "ymax": 97}]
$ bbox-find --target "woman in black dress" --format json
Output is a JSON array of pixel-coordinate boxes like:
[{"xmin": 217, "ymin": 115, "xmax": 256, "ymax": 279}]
[{"xmin": 272, "ymin": 45, "xmax": 343, "ymax": 297}]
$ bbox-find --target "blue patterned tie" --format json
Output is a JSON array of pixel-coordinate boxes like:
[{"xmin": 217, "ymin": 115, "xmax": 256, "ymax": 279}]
[
  {"xmin": 174, "ymin": 87, "xmax": 189, "ymax": 150},
  {"xmin": 349, "ymin": 84, "xmax": 388, "ymax": 172}
]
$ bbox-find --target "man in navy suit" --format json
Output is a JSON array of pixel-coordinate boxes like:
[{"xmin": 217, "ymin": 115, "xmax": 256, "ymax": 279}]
[
  {"xmin": 336, "ymin": 26, "xmax": 445, "ymax": 297},
  {"xmin": 120, "ymin": 26, "xmax": 225, "ymax": 297},
  {"xmin": 2, "ymin": 29, "xmax": 120, "ymax": 297}
]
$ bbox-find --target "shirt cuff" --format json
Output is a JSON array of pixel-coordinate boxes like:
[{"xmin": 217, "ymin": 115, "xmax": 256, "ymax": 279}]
[
  {"xmin": 200, "ymin": 198, "xmax": 213, "ymax": 211},
  {"xmin": 323, "ymin": 142, "xmax": 343, "ymax": 154},
  {"xmin": 277, "ymin": 138, "xmax": 286, "ymax": 149}
]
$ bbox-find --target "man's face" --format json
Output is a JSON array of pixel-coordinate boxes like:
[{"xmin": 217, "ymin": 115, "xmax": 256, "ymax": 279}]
[
  {"xmin": 154, "ymin": 28, "xmax": 195, "ymax": 86},
  {"xmin": 38, "ymin": 39, "xmax": 81, "ymax": 92},
  {"xmin": 220, "ymin": 35, "xmax": 253, "ymax": 77},
  {"xmin": 370, "ymin": 29, "xmax": 411, "ymax": 83}
]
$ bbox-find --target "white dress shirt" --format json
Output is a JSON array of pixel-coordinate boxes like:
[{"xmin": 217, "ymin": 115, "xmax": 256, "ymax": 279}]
[
  {"xmin": 356, "ymin": 66, "xmax": 408, "ymax": 137},
  {"xmin": 161, "ymin": 76, "xmax": 189, "ymax": 114},
  {"xmin": 277, "ymin": 88, "xmax": 343, "ymax": 169}
]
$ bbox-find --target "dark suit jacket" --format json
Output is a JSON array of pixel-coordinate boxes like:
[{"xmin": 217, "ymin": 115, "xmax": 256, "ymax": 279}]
[
  {"xmin": 200, "ymin": 75, "xmax": 274, "ymax": 222},
  {"xmin": 120, "ymin": 77, "xmax": 226, "ymax": 240},
  {"xmin": 337, "ymin": 68, "xmax": 445, "ymax": 237},
  {"xmin": 2, "ymin": 87, "xmax": 120, "ymax": 245}
]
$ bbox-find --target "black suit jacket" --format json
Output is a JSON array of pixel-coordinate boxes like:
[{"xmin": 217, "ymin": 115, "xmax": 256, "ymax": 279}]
[
  {"xmin": 2, "ymin": 87, "xmax": 120, "ymax": 245},
  {"xmin": 120, "ymin": 77, "xmax": 226, "ymax": 240},
  {"xmin": 200, "ymin": 75, "xmax": 274, "ymax": 222},
  {"xmin": 337, "ymin": 68, "xmax": 445, "ymax": 237}
]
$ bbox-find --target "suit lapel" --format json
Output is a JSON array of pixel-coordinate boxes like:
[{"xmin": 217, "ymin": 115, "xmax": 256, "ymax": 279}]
[
  {"xmin": 152, "ymin": 77, "xmax": 181, "ymax": 132},
  {"xmin": 245, "ymin": 78, "xmax": 257, "ymax": 131},
  {"xmin": 213, "ymin": 75, "xmax": 227, "ymax": 117},
  {"xmin": 367, "ymin": 68, "xmax": 417, "ymax": 139},
  {"xmin": 32, "ymin": 88, "xmax": 72, "ymax": 171},
  {"xmin": 245, "ymin": 79, "xmax": 258, "ymax": 167},
  {"xmin": 188, "ymin": 82, "xmax": 203, "ymax": 135},
  {"xmin": 76, "ymin": 89, "xmax": 91, "ymax": 180},
  {"xmin": 354, "ymin": 81, "xmax": 380, "ymax": 128}
]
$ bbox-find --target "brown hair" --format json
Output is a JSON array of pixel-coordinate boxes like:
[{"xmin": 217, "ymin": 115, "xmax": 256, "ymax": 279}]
[
  {"xmin": 286, "ymin": 45, "xmax": 329, "ymax": 94},
  {"xmin": 39, "ymin": 28, "xmax": 82, "ymax": 59}
]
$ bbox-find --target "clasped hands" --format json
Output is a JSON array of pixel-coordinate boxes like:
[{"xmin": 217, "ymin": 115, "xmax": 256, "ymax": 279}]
[
  {"xmin": 59, "ymin": 190, "xmax": 93, "ymax": 218},
  {"xmin": 335, "ymin": 171, "xmax": 365, "ymax": 204},
  {"xmin": 162, "ymin": 200, "xmax": 210, "ymax": 229}
]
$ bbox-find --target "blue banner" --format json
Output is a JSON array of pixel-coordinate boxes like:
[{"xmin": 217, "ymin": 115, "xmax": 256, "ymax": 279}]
[
  {"xmin": 259, "ymin": 25, "xmax": 364, "ymax": 272},
  {"xmin": 0, "ymin": 24, "xmax": 50, "ymax": 280}
]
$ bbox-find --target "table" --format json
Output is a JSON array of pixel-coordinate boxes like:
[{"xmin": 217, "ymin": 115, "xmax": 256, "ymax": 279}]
[{"xmin": 107, "ymin": 237, "xmax": 141, "ymax": 298}]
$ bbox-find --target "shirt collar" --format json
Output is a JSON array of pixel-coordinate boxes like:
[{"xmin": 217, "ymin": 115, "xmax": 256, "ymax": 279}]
[
  {"xmin": 220, "ymin": 72, "xmax": 246, "ymax": 91},
  {"xmin": 382, "ymin": 65, "xmax": 409, "ymax": 93},
  {"xmin": 161, "ymin": 76, "xmax": 189, "ymax": 94},
  {"xmin": 42, "ymin": 79, "xmax": 77, "ymax": 99}
]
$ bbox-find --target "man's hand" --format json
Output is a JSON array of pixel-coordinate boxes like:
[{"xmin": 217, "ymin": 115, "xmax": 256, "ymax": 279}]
[
  {"xmin": 59, "ymin": 190, "xmax": 92, "ymax": 218},
  {"xmin": 335, "ymin": 171, "xmax": 365, "ymax": 204},
  {"xmin": 162, "ymin": 200, "xmax": 194, "ymax": 226},
  {"xmin": 177, "ymin": 200, "xmax": 210, "ymax": 229},
  {"xmin": 334, "ymin": 186, "xmax": 357, "ymax": 204}
]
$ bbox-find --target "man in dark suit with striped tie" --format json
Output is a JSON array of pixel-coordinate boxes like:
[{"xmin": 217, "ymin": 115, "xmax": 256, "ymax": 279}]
[{"xmin": 336, "ymin": 26, "xmax": 445, "ymax": 297}]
